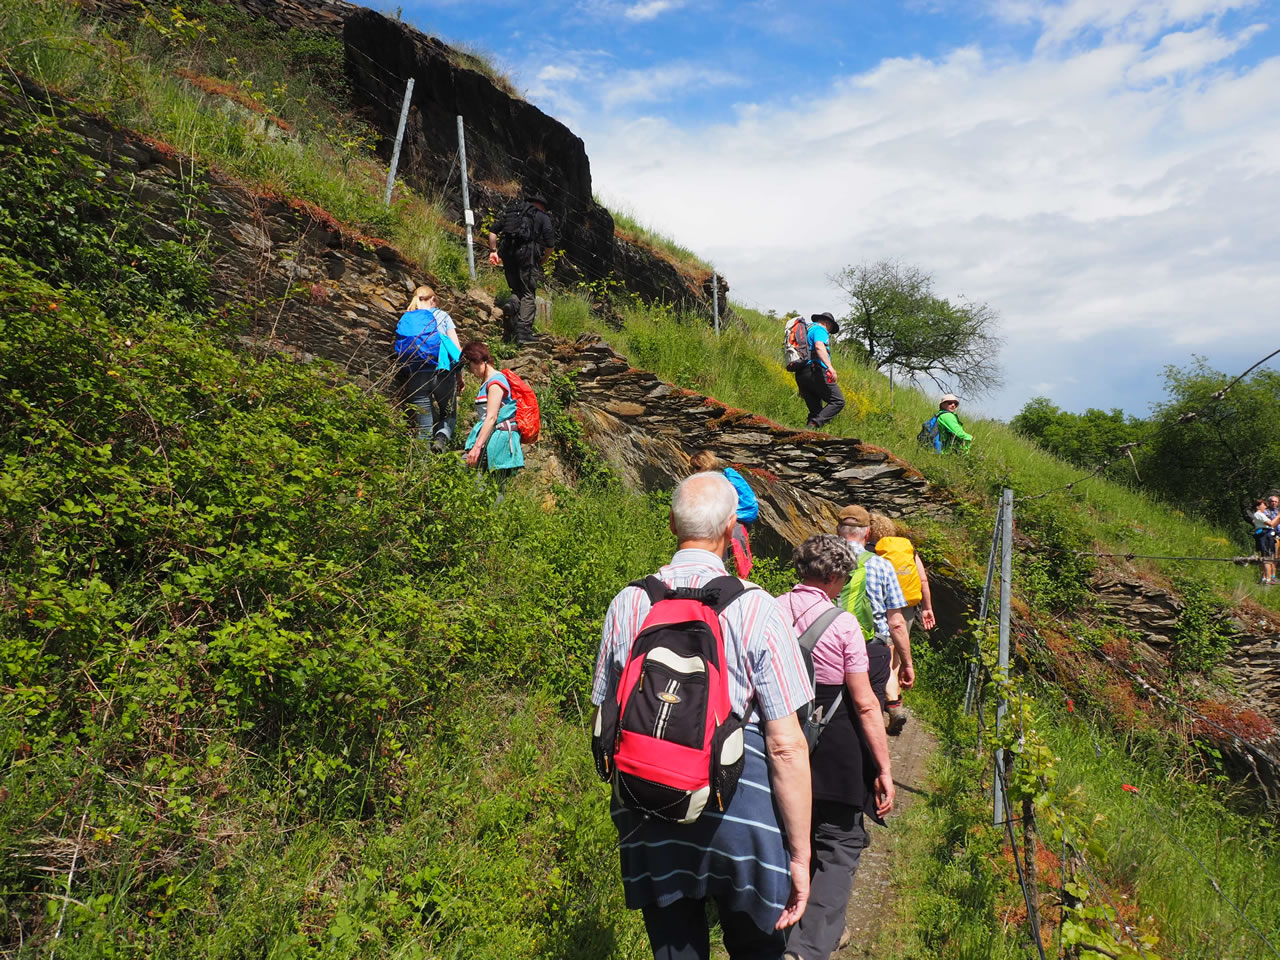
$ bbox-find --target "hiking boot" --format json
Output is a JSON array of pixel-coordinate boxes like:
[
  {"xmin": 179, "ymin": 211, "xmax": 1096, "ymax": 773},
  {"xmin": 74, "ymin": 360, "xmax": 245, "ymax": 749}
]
[
  {"xmin": 887, "ymin": 702, "xmax": 907, "ymax": 736},
  {"xmin": 431, "ymin": 434, "xmax": 448, "ymax": 454}
]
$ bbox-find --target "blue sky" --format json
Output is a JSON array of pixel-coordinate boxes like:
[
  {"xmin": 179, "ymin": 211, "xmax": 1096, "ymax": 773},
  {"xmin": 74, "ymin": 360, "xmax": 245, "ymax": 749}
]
[{"xmin": 386, "ymin": 0, "xmax": 1280, "ymax": 420}]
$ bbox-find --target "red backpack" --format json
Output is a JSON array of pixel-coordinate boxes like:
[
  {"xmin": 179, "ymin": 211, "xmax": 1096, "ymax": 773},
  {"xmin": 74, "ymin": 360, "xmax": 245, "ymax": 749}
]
[
  {"xmin": 501, "ymin": 368, "xmax": 540, "ymax": 444},
  {"xmin": 592, "ymin": 575, "xmax": 750, "ymax": 824}
]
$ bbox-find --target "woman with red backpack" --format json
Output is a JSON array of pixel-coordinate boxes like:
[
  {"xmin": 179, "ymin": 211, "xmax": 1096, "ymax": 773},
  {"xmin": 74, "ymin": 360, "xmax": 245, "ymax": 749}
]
[{"xmin": 461, "ymin": 342, "xmax": 524, "ymax": 494}]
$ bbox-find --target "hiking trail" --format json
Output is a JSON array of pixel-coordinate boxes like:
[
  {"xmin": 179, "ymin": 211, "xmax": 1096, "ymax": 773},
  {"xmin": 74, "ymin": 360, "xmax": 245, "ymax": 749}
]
[{"xmin": 834, "ymin": 706, "xmax": 938, "ymax": 958}]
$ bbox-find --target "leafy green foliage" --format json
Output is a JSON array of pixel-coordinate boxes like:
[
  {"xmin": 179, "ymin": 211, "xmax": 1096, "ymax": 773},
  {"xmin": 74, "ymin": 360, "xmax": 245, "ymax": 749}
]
[
  {"xmin": 0, "ymin": 105, "xmax": 209, "ymax": 313},
  {"xmin": 0, "ymin": 119, "xmax": 675, "ymax": 948},
  {"xmin": 1010, "ymin": 396, "xmax": 1144, "ymax": 483},
  {"xmin": 0, "ymin": 257, "xmax": 667, "ymax": 954},
  {"xmin": 1013, "ymin": 500, "xmax": 1097, "ymax": 613},
  {"xmin": 1168, "ymin": 575, "xmax": 1232, "ymax": 677},
  {"xmin": 1140, "ymin": 359, "xmax": 1280, "ymax": 534}
]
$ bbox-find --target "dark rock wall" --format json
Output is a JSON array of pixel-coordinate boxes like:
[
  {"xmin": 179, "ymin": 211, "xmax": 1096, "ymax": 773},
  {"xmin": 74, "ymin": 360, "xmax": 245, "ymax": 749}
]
[{"xmin": 84, "ymin": 0, "xmax": 717, "ymax": 311}]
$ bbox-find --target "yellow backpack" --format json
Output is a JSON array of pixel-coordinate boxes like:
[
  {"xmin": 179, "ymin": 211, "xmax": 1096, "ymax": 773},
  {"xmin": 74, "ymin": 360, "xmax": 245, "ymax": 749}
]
[{"xmin": 875, "ymin": 536, "xmax": 921, "ymax": 606}]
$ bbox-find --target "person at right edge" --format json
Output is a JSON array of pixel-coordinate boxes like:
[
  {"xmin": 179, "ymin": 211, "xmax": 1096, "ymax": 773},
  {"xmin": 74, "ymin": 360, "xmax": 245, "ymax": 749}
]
[
  {"xmin": 488, "ymin": 191, "xmax": 556, "ymax": 345},
  {"xmin": 777, "ymin": 534, "xmax": 894, "ymax": 960},
  {"xmin": 936, "ymin": 393, "xmax": 973, "ymax": 452},
  {"xmin": 795, "ymin": 312, "xmax": 844, "ymax": 430}
]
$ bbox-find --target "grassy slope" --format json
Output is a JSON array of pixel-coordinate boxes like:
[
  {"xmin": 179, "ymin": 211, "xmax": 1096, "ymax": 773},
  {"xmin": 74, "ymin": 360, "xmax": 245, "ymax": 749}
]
[
  {"xmin": 0, "ymin": 0, "xmax": 474, "ymax": 289},
  {"xmin": 547, "ymin": 293, "xmax": 1274, "ymax": 611},
  {"xmin": 0, "ymin": 234, "xmax": 662, "ymax": 956}
]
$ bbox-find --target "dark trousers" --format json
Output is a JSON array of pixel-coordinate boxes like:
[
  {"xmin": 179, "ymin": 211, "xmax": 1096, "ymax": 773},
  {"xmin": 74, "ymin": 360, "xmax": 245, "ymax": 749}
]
[
  {"xmin": 405, "ymin": 365, "xmax": 456, "ymax": 442},
  {"xmin": 641, "ymin": 897, "xmax": 786, "ymax": 960},
  {"xmin": 503, "ymin": 256, "xmax": 540, "ymax": 340},
  {"xmin": 785, "ymin": 802, "xmax": 869, "ymax": 960},
  {"xmin": 866, "ymin": 641, "xmax": 891, "ymax": 710},
  {"xmin": 794, "ymin": 365, "xmax": 845, "ymax": 427}
]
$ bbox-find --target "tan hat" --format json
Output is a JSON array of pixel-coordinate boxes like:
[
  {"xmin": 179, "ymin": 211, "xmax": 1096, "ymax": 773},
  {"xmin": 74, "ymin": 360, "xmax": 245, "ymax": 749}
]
[
  {"xmin": 939, "ymin": 394, "xmax": 960, "ymax": 407},
  {"xmin": 839, "ymin": 505, "xmax": 870, "ymax": 525}
]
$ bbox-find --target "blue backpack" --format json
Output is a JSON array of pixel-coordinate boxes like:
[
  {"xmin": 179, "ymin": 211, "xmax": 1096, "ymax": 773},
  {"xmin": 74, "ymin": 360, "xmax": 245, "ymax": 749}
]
[
  {"xmin": 917, "ymin": 413, "xmax": 943, "ymax": 452},
  {"xmin": 394, "ymin": 309, "xmax": 442, "ymax": 368}
]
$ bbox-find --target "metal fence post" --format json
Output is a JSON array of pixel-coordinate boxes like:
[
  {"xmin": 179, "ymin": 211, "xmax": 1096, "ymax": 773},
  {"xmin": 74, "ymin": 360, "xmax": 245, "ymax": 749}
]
[
  {"xmin": 383, "ymin": 77, "xmax": 415, "ymax": 207},
  {"xmin": 456, "ymin": 115, "xmax": 476, "ymax": 282},
  {"xmin": 993, "ymin": 487, "xmax": 1013, "ymax": 826},
  {"xmin": 712, "ymin": 271, "xmax": 719, "ymax": 334},
  {"xmin": 964, "ymin": 499, "xmax": 1003, "ymax": 715}
]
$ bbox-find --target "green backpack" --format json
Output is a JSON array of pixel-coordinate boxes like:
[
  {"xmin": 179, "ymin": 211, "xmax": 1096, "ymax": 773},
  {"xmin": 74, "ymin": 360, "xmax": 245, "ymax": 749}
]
[{"xmin": 837, "ymin": 550, "xmax": 876, "ymax": 640}]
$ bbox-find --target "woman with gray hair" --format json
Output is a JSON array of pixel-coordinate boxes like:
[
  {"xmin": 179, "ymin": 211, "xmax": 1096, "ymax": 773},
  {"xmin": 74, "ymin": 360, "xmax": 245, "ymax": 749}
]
[{"xmin": 776, "ymin": 535, "xmax": 894, "ymax": 960}]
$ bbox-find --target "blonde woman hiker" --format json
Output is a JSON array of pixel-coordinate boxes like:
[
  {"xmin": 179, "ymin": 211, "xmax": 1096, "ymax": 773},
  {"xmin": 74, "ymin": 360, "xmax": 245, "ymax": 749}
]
[
  {"xmin": 393, "ymin": 285, "xmax": 462, "ymax": 453},
  {"xmin": 869, "ymin": 513, "xmax": 934, "ymax": 735},
  {"xmin": 689, "ymin": 449, "xmax": 759, "ymax": 578}
]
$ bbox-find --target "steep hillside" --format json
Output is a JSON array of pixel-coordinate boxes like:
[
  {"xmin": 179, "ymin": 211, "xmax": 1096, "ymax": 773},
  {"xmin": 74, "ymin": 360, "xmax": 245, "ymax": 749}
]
[{"xmin": 5, "ymin": 2, "xmax": 1280, "ymax": 957}]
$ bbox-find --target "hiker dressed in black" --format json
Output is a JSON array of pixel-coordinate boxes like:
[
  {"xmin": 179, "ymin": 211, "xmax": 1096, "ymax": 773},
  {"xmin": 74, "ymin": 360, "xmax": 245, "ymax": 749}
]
[
  {"xmin": 488, "ymin": 191, "xmax": 556, "ymax": 345},
  {"xmin": 795, "ymin": 312, "xmax": 845, "ymax": 430}
]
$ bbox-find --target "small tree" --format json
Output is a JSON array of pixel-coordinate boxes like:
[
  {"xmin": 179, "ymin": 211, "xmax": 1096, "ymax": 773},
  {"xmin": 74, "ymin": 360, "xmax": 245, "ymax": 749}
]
[{"xmin": 830, "ymin": 259, "xmax": 1004, "ymax": 396}]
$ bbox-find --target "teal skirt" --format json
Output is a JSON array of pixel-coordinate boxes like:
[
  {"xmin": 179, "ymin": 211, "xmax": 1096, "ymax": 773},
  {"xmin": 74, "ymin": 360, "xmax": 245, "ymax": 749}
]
[{"xmin": 465, "ymin": 420, "xmax": 524, "ymax": 471}]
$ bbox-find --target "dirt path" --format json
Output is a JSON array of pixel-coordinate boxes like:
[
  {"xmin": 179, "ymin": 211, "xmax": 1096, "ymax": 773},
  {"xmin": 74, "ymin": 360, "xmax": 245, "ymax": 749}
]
[{"xmin": 833, "ymin": 705, "xmax": 938, "ymax": 959}]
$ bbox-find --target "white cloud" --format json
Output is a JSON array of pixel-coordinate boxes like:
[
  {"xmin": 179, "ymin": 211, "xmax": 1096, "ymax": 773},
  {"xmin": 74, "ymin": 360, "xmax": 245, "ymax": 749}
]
[
  {"xmin": 599, "ymin": 63, "xmax": 743, "ymax": 108},
  {"xmin": 537, "ymin": 64, "xmax": 580, "ymax": 82},
  {"xmin": 623, "ymin": 0, "xmax": 682, "ymax": 21},
  {"xmin": 990, "ymin": 0, "xmax": 1263, "ymax": 51},
  {"xmin": 560, "ymin": 4, "xmax": 1280, "ymax": 415}
]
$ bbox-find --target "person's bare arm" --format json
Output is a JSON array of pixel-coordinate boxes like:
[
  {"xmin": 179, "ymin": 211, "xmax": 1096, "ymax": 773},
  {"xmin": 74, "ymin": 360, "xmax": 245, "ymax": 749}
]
[
  {"xmin": 815, "ymin": 342, "xmax": 837, "ymax": 380},
  {"xmin": 846, "ymin": 670, "xmax": 894, "ymax": 816},
  {"xmin": 764, "ymin": 712, "xmax": 811, "ymax": 930},
  {"xmin": 887, "ymin": 607, "xmax": 913, "ymax": 688},
  {"xmin": 916, "ymin": 555, "xmax": 936, "ymax": 630},
  {"xmin": 488, "ymin": 231, "xmax": 500, "ymax": 265},
  {"xmin": 465, "ymin": 382, "xmax": 504, "ymax": 467}
]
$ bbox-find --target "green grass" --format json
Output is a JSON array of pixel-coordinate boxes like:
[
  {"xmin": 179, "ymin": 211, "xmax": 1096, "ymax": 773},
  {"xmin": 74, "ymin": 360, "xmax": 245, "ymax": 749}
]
[
  {"xmin": 547, "ymin": 291, "xmax": 1276, "ymax": 611},
  {"xmin": 0, "ymin": 0, "xmax": 470, "ymax": 288},
  {"xmin": 1047, "ymin": 701, "xmax": 1280, "ymax": 960},
  {"xmin": 879, "ymin": 642, "xmax": 1280, "ymax": 960},
  {"xmin": 598, "ymin": 197, "xmax": 714, "ymax": 275}
]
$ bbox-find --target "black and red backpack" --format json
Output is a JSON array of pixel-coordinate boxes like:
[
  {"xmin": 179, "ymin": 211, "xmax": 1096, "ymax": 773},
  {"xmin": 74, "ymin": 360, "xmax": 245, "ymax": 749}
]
[{"xmin": 592, "ymin": 575, "xmax": 750, "ymax": 824}]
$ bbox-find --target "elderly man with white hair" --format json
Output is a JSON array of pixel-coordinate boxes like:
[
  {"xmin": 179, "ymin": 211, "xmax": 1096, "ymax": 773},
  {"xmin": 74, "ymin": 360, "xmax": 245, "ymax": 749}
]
[{"xmin": 591, "ymin": 471, "xmax": 815, "ymax": 960}]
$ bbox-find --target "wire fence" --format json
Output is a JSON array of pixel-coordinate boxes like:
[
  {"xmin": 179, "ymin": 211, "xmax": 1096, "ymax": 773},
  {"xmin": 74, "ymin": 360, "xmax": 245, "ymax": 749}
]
[
  {"xmin": 1015, "ymin": 347, "xmax": 1280, "ymax": 505},
  {"xmin": 969, "ymin": 487, "xmax": 1280, "ymax": 959},
  {"xmin": 337, "ymin": 43, "xmax": 726, "ymax": 320}
]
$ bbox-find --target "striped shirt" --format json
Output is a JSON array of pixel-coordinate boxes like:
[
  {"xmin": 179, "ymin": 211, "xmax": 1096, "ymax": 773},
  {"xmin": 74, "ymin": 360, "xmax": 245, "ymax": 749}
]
[
  {"xmin": 591, "ymin": 549, "xmax": 813, "ymax": 722},
  {"xmin": 847, "ymin": 541, "xmax": 907, "ymax": 640}
]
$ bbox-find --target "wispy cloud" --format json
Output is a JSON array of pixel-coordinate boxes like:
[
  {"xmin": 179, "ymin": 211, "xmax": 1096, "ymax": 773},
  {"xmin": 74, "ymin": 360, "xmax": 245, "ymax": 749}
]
[
  {"xmin": 599, "ymin": 63, "xmax": 743, "ymax": 108},
  {"xmin": 623, "ymin": 0, "xmax": 683, "ymax": 21},
  {"xmin": 989, "ymin": 0, "xmax": 1263, "ymax": 51}
]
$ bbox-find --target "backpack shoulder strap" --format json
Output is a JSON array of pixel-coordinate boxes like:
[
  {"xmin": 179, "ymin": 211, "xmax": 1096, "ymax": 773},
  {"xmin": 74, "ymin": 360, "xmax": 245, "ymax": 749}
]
[
  {"xmin": 626, "ymin": 574, "xmax": 751, "ymax": 613},
  {"xmin": 627, "ymin": 575, "xmax": 669, "ymax": 606},
  {"xmin": 796, "ymin": 606, "xmax": 843, "ymax": 653},
  {"xmin": 703, "ymin": 574, "xmax": 749, "ymax": 614}
]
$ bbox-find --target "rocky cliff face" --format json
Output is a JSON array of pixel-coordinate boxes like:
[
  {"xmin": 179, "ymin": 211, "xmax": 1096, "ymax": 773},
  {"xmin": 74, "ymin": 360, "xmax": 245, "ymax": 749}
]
[{"xmin": 84, "ymin": 0, "xmax": 717, "ymax": 312}]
